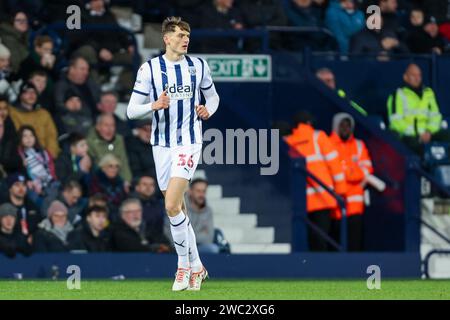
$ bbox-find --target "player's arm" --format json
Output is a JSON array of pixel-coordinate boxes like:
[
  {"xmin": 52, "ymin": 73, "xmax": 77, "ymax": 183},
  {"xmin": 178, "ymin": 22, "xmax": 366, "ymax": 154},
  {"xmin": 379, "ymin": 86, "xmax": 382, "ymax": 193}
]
[
  {"xmin": 126, "ymin": 63, "xmax": 170, "ymax": 119},
  {"xmin": 196, "ymin": 60, "xmax": 219, "ymax": 120}
]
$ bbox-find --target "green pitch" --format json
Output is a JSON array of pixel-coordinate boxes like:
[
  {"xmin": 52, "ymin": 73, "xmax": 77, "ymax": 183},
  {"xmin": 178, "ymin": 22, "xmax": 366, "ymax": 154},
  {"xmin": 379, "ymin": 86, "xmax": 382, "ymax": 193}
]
[{"xmin": 0, "ymin": 279, "xmax": 449, "ymax": 300}]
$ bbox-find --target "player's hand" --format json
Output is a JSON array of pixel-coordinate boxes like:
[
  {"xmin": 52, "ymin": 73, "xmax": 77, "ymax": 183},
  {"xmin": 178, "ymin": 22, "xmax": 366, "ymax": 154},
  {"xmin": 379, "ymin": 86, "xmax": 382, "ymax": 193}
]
[
  {"xmin": 196, "ymin": 105, "xmax": 210, "ymax": 120},
  {"xmin": 152, "ymin": 89, "xmax": 170, "ymax": 111}
]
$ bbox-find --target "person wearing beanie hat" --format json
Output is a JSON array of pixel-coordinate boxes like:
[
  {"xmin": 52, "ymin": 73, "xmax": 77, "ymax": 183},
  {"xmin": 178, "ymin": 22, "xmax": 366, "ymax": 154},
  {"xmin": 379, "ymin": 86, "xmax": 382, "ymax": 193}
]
[
  {"xmin": 8, "ymin": 80, "xmax": 60, "ymax": 157},
  {"xmin": 34, "ymin": 200, "xmax": 73, "ymax": 252},
  {"xmin": 0, "ymin": 202, "xmax": 32, "ymax": 258},
  {"xmin": 58, "ymin": 88, "xmax": 93, "ymax": 135}
]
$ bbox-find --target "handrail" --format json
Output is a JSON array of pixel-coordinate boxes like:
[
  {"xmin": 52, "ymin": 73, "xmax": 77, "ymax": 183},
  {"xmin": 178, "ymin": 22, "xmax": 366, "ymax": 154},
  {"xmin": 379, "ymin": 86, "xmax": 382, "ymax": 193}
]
[
  {"xmin": 413, "ymin": 164, "xmax": 450, "ymax": 198},
  {"xmin": 422, "ymin": 249, "xmax": 450, "ymax": 279}
]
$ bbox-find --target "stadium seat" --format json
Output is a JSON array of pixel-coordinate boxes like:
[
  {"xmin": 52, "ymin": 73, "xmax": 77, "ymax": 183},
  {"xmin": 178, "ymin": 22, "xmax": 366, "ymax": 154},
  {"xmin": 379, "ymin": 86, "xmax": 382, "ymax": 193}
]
[
  {"xmin": 424, "ymin": 142, "xmax": 450, "ymax": 167},
  {"xmin": 213, "ymin": 228, "xmax": 231, "ymax": 254}
]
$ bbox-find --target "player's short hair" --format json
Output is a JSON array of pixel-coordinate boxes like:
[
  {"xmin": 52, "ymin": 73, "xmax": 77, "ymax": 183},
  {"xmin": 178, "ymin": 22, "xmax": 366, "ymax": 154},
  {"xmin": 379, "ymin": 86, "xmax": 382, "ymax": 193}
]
[
  {"xmin": 162, "ymin": 16, "xmax": 190, "ymax": 36},
  {"xmin": 34, "ymin": 35, "xmax": 53, "ymax": 48}
]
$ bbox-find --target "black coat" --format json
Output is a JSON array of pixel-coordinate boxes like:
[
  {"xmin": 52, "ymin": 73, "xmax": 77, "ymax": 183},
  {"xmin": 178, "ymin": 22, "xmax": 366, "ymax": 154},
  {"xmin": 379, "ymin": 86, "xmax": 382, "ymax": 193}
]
[
  {"xmin": 33, "ymin": 229, "xmax": 70, "ymax": 252},
  {"xmin": 0, "ymin": 117, "xmax": 23, "ymax": 175},
  {"xmin": 110, "ymin": 219, "xmax": 169, "ymax": 252},
  {"xmin": 0, "ymin": 229, "xmax": 32, "ymax": 258},
  {"xmin": 125, "ymin": 135, "xmax": 156, "ymax": 179},
  {"xmin": 12, "ymin": 199, "xmax": 42, "ymax": 236},
  {"xmin": 67, "ymin": 222, "xmax": 111, "ymax": 252}
]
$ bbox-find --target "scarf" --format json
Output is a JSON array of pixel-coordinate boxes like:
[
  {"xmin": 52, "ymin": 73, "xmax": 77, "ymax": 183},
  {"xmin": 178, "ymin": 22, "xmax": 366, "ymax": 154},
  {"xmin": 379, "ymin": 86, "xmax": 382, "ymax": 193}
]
[{"xmin": 39, "ymin": 218, "xmax": 74, "ymax": 244}]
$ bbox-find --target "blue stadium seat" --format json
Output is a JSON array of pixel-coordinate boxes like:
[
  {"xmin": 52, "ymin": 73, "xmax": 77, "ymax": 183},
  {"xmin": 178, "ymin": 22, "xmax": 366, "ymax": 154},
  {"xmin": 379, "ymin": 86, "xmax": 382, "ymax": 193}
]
[{"xmin": 424, "ymin": 142, "xmax": 450, "ymax": 167}]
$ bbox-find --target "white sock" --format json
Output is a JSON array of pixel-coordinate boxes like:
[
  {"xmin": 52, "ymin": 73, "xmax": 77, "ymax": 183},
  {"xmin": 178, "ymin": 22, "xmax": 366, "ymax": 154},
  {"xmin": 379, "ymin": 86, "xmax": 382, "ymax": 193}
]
[
  {"xmin": 187, "ymin": 218, "xmax": 203, "ymax": 273},
  {"xmin": 169, "ymin": 211, "xmax": 190, "ymax": 269}
]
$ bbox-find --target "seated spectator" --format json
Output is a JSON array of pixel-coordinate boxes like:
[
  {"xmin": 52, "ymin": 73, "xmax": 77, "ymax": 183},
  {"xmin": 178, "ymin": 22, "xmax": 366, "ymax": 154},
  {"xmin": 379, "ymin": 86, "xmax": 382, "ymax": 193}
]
[
  {"xmin": 130, "ymin": 175, "xmax": 165, "ymax": 239},
  {"xmin": 17, "ymin": 35, "xmax": 58, "ymax": 84},
  {"xmin": 387, "ymin": 63, "xmax": 449, "ymax": 155},
  {"xmin": 17, "ymin": 125, "xmax": 58, "ymax": 200},
  {"xmin": 68, "ymin": 205, "xmax": 111, "ymax": 252},
  {"xmin": 0, "ymin": 11, "xmax": 30, "ymax": 73},
  {"xmin": 0, "ymin": 44, "xmax": 17, "ymax": 103},
  {"xmin": 111, "ymin": 198, "xmax": 171, "ymax": 252},
  {"xmin": 55, "ymin": 132, "xmax": 92, "ymax": 187},
  {"xmin": 316, "ymin": 68, "xmax": 367, "ymax": 115},
  {"xmin": 405, "ymin": 7, "xmax": 424, "ymax": 32},
  {"xmin": 198, "ymin": 0, "xmax": 244, "ymax": 53},
  {"xmin": 329, "ymin": 113, "xmax": 373, "ymax": 251},
  {"xmin": 96, "ymin": 91, "xmax": 131, "ymax": 138},
  {"xmin": 125, "ymin": 120, "xmax": 156, "ymax": 179},
  {"xmin": 87, "ymin": 113, "xmax": 132, "ymax": 185},
  {"xmin": 286, "ymin": 0, "xmax": 323, "ymax": 27},
  {"xmin": 89, "ymin": 154, "xmax": 127, "ymax": 220},
  {"xmin": 27, "ymin": 70, "xmax": 55, "ymax": 115},
  {"xmin": 71, "ymin": 0, "xmax": 135, "ymax": 97},
  {"xmin": 325, "ymin": 0, "xmax": 365, "ymax": 54},
  {"xmin": 83, "ymin": 193, "xmax": 108, "ymax": 217},
  {"xmin": 186, "ymin": 178, "xmax": 220, "ymax": 254},
  {"xmin": 34, "ymin": 200, "xmax": 73, "ymax": 252},
  {"xmin": 41, "ymin": 180, "xmax": 86, "ymax": 226},
  {"xmin": 1, "ymin": 173, "xmax": 41, "ymax": 238},
  {"xmin": 54, "ymin": 56, "xmax": 100, "ymax": 119},
  {"xmin": 56, "ymin": 89, "xmax": 93, "ymax": 135},
  {"xmin": 9, "ymin": 82, "xmax": 60, "ymax": 157},
  {"xmin": 0, "ymin": 116, "xmax": 23, "ymax": 176},
  {"xmin": 350, "ymin": 15, "xmax": 409, "ymax": 56},
  {"xmin": 379, "ymin": 0, "xmax": 403, "ymax": 36},
  {"xmin": 0, "ymin": 203, "xmax": 32, "ymax": 258},
  {"xmin": 285, "ymin": 110, "xmax": 347, "ymax": 251},
  {"xmin": 406, "ymin": 16, "xmax": 446, "ymax": 54}
]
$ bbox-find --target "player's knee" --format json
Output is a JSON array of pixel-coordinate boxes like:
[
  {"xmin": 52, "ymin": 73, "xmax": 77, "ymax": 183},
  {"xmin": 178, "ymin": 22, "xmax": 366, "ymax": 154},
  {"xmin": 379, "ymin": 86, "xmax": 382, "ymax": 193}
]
[{"xmin": 165, "ymin": 201, "xmax": 182, "ymax": 216}]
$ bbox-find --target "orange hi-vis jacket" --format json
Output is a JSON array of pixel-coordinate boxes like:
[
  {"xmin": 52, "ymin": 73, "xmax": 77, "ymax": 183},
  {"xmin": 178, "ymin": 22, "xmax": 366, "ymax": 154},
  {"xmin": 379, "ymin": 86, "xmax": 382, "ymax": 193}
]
[
  {"xmin": 285, "ymin": 124, "xmax": 347, "ymax": 213},
  {"xmin": 329, "ymin": 132, "xmax": 373, "ymax": 219}
]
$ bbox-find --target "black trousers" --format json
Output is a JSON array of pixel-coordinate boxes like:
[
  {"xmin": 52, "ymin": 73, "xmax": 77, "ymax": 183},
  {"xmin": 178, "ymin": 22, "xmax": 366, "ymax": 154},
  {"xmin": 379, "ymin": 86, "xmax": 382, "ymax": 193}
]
[
  {"xmin": 330, "ymin": 215, "xmax": 364, "ymax": 252},
  {"xmin": 307, "ymin": 209, "xmax": 331, "ymax": 252}
]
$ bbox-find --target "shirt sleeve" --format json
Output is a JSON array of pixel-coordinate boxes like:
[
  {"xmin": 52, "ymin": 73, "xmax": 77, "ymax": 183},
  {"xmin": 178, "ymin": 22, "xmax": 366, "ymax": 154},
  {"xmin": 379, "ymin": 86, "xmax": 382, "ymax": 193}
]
[
  {"xmin": 200, "ymin": 59, "xmax": 214, "ymax": 91},
  {"xmin": 132, "ymin": 62, "xmax": 153, "ymax": 98}
]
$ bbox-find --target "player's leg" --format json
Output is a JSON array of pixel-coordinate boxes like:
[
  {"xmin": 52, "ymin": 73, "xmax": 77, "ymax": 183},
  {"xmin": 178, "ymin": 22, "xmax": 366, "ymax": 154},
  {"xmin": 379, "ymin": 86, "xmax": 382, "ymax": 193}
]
[{"xmin": 165, "ymin": 177, "xmax": 191, "ymax": 291}]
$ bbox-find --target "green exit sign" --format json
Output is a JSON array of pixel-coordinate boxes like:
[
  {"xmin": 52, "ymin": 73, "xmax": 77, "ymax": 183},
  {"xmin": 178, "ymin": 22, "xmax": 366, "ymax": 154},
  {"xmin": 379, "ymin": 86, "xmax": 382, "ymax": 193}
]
[{"xmin": 197, "ymin": 54, "xmax": 272, "ymax": 82}]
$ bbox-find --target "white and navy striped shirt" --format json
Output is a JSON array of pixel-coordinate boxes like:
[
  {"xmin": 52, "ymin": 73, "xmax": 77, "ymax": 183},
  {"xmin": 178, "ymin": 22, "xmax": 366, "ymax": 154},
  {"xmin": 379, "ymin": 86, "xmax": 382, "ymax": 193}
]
[{"xmin": 132, "ymin": 54, "xmax": 215, "ymax": 147}]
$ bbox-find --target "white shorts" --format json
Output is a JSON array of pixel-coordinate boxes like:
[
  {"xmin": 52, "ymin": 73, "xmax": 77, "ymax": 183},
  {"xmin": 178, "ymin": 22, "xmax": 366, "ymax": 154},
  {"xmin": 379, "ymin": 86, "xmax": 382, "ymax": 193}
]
[{"xmin": 152, "ymin": 144, "xmax": 202, "ymax": 191}]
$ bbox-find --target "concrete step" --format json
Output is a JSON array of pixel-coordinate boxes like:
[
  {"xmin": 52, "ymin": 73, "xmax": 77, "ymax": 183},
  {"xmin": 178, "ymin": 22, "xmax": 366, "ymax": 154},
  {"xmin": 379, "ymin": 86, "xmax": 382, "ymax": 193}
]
[
  {"xmin": 221, "ymin": 227, "xmax": 274, "ymax": 244},
  {"xmin": 230, "ymin": 243, "xmax": 291, "ymax": 254},
  {"xmin": 206, "ymin": 185, "xmax": 222, "ymax": 200},
  {"xmin": 208, "ymin": 198, "xmax": 240, "ymax": 216},
  {"xmin": 214, "ymin": 214, "xmax": 257, "ymax": 228}
]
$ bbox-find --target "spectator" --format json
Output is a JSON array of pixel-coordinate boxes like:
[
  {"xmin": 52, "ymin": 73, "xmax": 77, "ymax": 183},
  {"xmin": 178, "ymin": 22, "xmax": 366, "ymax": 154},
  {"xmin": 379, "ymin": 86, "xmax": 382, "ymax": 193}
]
[
  {"xmin": 130, "ymin": 175, "xmax": 166, "ymax": 240},
  {"xmin": 125, "ymin": 119, "xmax": 156, "ymax": 179},
  {"xmin": 387, "ymin": 63, "xmax": 449, "ymax": 155},
  {"xmin": 406, "ymin": 16, "xmax": 446, "ymax": 54},
  {"xmin": 27, "ymin": 70, "xmax": 55, "ymax": 114},
  {"xmin": 0, "ymin": 116, "xmax": 23, "ymax": 176},
  {"xmin": 56, "ymin": 89, "xmax": 93, "ymax": 135},
  {"xmin": 17, "ymin": 125, "xmax": 57, "ymax": 192},
  {"xmin": 85, "ymin": 193, "xmax": 108, "ymax": 214},
  {"xmin": 325, "ymin": 0, "xmax": 365, "ymax": 54},
  {"xmin": 406, "ymin": 7, "xmax": 425, "ymax": 31},
  {"xmin": 54, "ymin": 56, "xmax": 100, "ymax": 119},
  {"xmin": 316, "ymin": 67, "xmax": 368, "ymax": 115},
  {"xmin": 9, "ymin": 82, "xmax": 60, "ymax": 157},
  {"xmin": 285, "ymin": 110, "xmax": 347, "ymax": 251},
  {"xmin": 68, "ymin": 205, "xmax": 111, "ymax": 252},
  {"xmin": 34, "ymin": 200, "xmax": 73, "ymax": 252},
  {"xmin": 186, "ymin": 178, "xmax": 220, "ymax": 254},
  {"xmin": 379, "ymin": 0, "xmax": 402, "ymax": 36},
  {"xmin": 0, "ymin": 11, "xmax": 30, "ymax": 72},
  {"xmin": 0, "ymin": 43, "xmax": 17, "ymax": 103},
  {"xmin": 89, "ymin": 154, "xmax": 127, "ymax": 220},
  {"xmin": 285, "ymin": 0, "xmax": 323, "ymax": 27},
  {"xmin": 240, "ymin": 0, "xmax": 288, "ymax": 27},
  {"xmin": 110, "ymin": 198, "xmax": 171, "ymax": 252},
  {"xmin": 96, "ymin": 91, "xmax": 131, "ymax": 138},
  {"xmin": 329, "ymin": 113, "xmax": 373, "ymax": 251},
  {"xmin": 350, "ymin": 15, "xmax": 409, "ymax": 56},
  {"xmin": 0, "ymin": 203, "xmax": 32, "ymax": 258},
  {"xmin": 55, "ymin": 132, "xmax": 93, "ymax": 187},
  {"xmin": 17, "ymin": 35, "xmax": 58, "ymax": 84},
  {"xmin": 199, "ymin": 0, "xmax": 244, "ymax": 53},
  {"xmin": 1, "ymin": 173, "xmax": 41, "ymax": 238},
  {"xmin": 87, "ymin": 113, "xmax": 132, "ymax": 184},
  {"xmin": 71, "ymin": 0, "xmax": 135, "ymax": 97},
  {"xmin": 41, "ymin": 180, "xmax": 86, "ymax": 226}
]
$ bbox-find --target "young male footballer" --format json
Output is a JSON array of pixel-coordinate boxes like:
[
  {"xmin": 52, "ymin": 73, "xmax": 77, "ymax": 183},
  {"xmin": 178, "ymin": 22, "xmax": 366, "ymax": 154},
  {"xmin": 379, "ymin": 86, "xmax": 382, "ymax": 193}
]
[{"xmin": 127, "ymin": 16, "xmax": 219, "ymax": 291}]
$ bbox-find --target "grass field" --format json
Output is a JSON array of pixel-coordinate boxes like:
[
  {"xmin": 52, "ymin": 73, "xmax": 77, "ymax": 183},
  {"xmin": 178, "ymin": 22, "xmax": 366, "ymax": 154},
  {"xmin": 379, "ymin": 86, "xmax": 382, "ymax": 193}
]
[{"xmin": 0, "ymin": 279, "xmax": 449, "ymax": 300}]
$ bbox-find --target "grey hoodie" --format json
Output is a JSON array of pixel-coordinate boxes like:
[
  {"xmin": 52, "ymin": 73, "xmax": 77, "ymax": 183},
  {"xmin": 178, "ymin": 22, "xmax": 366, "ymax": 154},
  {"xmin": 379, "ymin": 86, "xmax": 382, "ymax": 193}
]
[{"xmin": 332, "ymin": 112, "xmax": 355, "ymax": 134}]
